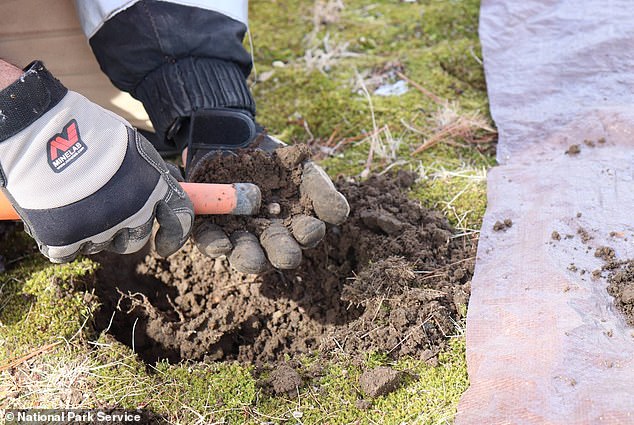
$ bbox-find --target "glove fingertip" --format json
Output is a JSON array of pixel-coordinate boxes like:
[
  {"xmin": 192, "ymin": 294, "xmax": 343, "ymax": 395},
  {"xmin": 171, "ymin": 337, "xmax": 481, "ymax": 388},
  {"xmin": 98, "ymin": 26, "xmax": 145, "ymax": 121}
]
[
  {"xmin": 291, "ymin": 215, "xmax": 326, "ymax": 248},
  {"xmin": 43, "ymin": 246, "xmax": 78, "ymax": 264},
  {"xmin": 228, "ymin": 231, "xmax": 269, "ymax": 274},
  {"xmin": 154, "ymin": 202, "xmax": 193, "ymax": 258},
  {"xmin": 193, "ymin": 221, "xmax": 232, "ymax": 258},
  {"xmin": 300, "ymin": 162, "xmax": 350, "ymax": 225},
  {"xmin": 313, "ymin": 192, "xmax": 350, "ymax": 225},
  {"xmin": 261, "ymin": 223, "xmax": 302, "ymax": 269}
]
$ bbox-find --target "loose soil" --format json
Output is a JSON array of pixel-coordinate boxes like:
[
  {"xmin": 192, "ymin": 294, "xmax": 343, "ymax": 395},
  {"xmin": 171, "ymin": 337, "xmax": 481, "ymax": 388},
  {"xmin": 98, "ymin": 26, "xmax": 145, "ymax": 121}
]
[
  {"xmin": 606, "ymin": 259, "xmax": 634, "ymax": 325},
  {"xmin": 93, "ymin": 148, "xmax": 474, "ymax": 366},
  {"xmin": 587, "ymin": 241, "xmax": 634, "ymax": 325},
  {"xmin": 267, "ymin": 364, "xmax": 302, "ymax": 395}
]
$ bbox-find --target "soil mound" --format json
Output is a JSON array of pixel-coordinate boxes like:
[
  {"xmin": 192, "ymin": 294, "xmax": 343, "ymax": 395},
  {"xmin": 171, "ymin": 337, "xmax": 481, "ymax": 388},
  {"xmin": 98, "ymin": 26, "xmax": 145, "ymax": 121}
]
[{"xmin": 93, "ymin": 151, "xmax": 473, "ymax": 365}]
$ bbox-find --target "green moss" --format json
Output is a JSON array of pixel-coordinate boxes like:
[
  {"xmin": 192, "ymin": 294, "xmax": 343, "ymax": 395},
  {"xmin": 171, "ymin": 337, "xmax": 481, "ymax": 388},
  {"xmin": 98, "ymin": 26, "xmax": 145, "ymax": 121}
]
[
  {"xmin": 86, "ymin": 334, "xmax": 467, "ymax": 424},
  {"xmin": 89, "ymin": 336, "xmax": 256, "ymax": 423},
  {"xmin": 251, "ymin": 338, "xmax": 468, "ymax": 424},
  {"xmin": 153, "ymin": 363, "xmax": 256, "ymax": 422},
  {"xmin": 0, "ymin": 257, "xmax": 98, "ymax": 360},
  {"xmin": 249, "ymin": 0, "xmax": 309, "ymax": 63}
]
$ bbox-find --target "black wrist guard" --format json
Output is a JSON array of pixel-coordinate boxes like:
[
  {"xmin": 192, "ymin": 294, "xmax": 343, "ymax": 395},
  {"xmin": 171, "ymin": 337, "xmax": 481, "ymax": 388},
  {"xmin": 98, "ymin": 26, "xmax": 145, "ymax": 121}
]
[{"xmin": 134, "ymin": 57, "xmax": 256, "ymax": 148}]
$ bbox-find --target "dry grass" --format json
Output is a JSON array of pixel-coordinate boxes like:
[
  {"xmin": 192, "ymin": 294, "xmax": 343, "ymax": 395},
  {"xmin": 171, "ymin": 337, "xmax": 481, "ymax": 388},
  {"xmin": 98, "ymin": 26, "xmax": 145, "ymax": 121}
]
[
  {"xmin": 302, "ymin": 0, "xmax": 362, "ymax": 73},
  {"xmin": 408, "ymin": 102, "xmax": 496, "ymax": 154},
  {"xmin": 352, "ymin": 71, "xmax": 402, "ymax": 178},
  {"xmin": 303, "ymin": 36, "xmax": 360, "ymax": 73},
  {"xmin": 342, "ymin": 256, "xmax": 417, "ymax": 304},
  {"xmin": 416, "ymin": 162, "xmax": 487, "ymax": 235},
  {"xmin": 1, "ymin": 347, "xmax": 97, "ymax": 409}
]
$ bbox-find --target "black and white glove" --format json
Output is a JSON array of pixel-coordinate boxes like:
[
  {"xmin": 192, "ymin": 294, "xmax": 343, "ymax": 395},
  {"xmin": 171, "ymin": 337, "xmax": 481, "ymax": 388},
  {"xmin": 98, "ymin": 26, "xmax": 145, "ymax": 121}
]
[{"xmin": 0, "ymin": 61, "xmax": 193, "ymax": 263}]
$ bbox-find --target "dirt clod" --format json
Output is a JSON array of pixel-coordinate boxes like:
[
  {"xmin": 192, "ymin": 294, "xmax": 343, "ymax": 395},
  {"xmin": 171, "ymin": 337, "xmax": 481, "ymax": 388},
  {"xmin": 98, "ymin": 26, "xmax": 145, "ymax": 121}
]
[
  {"xmin": 493, "ymin": 219, "xmax": 513, "ymax": 231},
  {"xmin": 578, "ymin": 227, "xmax": 593, "ymax": 244},
  {"xmin": 269, "ymin": 365, "xmax": 302, "ymax": 395},
  {"xmin": 620, "ymin": 287, "xmax": 634, "ymax": 304},
  {"xmin": 605, "ymin": 259, "xmax": 634, "ymax": 324},
  {"xmin": 565, "ymin": 144, "xmax": 581, "ymax": 155},
  {"xmin": 592, "ymin": 246, "xmax": 634, "ymax": 326},
  {"xmin": 595, "ymin": 246, "xmax": 616, "ymax": 262},
  {"xmin": 359, "ymin": 367, "xmax": 403, "ymax": 397}
]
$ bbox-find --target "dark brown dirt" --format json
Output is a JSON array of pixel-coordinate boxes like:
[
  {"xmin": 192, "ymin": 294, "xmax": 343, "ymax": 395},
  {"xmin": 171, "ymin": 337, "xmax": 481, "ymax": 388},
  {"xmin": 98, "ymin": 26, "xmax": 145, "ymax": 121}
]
[
  {"xmin": 359, "ymin": 366, "xmax": 403, "ymax": 397},
  {"xmin": 92, "ymin": 150, "xmax": 474, "ymax": 366},
  {"xmin": 268, "ymin": 364, "xmax": 302, "ymax": 395},
  {"xmin": 188, "ymin": 145, "xmax": 314, "ymax": 235}
]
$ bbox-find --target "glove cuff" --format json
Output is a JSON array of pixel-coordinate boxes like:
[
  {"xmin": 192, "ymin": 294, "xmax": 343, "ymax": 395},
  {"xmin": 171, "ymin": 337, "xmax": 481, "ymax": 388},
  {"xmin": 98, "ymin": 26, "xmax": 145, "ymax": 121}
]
[
  {"xmin": 0, "ymin": 61, "xmax": 68, "ymax": 143},
  {"xmin": 133, "ymin": 57, "xmax": 256, "ymax": 146}
]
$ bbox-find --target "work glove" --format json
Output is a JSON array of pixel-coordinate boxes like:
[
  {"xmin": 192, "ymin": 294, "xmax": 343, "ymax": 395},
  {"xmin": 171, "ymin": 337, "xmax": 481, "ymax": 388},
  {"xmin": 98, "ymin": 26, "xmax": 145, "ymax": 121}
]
[
  {"xmin": 173, "ymin": 109, "xmax": 350, "ymax": 274},
  {"xmin": 0, "ymin": 61, "xmax": 193, "ymax": 263}
]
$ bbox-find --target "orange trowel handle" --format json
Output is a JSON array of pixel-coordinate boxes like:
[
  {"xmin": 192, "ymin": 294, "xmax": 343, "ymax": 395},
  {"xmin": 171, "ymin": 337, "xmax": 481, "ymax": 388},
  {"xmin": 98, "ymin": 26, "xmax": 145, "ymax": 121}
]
[{"xmin": 0, "ymin": 182, "xmax": 261, "ymax": 221}]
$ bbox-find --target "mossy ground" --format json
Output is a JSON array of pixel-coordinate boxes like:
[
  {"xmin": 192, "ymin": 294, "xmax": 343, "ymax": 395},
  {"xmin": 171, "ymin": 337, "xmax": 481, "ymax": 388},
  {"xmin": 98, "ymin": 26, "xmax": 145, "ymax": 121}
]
[{"xmin": 1, "ymin": 1, "xmax": 493, "ymax": 423}]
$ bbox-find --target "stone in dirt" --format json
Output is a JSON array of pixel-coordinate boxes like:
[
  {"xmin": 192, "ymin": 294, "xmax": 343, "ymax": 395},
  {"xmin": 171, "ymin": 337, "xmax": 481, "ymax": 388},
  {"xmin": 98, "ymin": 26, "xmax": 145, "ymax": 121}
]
[
  {"xmin": 92, "ymin": 148, "xmax": 474, "ymax": 366},
  {"xmin": 359, "ymin": 367, "xmax": 403, "ymax": 397}
]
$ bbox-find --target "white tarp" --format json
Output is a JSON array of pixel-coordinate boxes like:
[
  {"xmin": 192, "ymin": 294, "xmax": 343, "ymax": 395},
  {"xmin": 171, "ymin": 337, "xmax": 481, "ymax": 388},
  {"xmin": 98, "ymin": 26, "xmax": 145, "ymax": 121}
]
[{"xmin": 457, "ymin": 1, "xmax": 634, "ymax": 423}]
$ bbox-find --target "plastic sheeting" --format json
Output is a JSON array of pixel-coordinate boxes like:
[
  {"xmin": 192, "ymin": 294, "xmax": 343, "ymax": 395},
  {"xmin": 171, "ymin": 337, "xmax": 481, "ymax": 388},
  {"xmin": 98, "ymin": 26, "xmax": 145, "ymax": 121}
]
[{"xmin": 456, "ymin": 1, "xmax": 634, "ymax": 423}]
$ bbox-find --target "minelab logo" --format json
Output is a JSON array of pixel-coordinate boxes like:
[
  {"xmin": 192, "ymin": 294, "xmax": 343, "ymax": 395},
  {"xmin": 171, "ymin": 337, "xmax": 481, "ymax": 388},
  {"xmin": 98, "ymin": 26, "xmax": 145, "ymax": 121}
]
[{"xmin": 46, "ymin": 119, "xmax": 87, "ymax": 173}]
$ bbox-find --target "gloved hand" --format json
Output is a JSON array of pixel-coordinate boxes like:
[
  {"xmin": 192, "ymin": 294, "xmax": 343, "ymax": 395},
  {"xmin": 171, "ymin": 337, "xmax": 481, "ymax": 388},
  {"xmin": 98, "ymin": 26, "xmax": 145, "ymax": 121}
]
[
  {"xmin": 173, "ymin": 109, "xmax": 349, "ymax": 274},
  {"xmin": 0, "ymin": 61, "xmax": 193, "ymax": 263}
]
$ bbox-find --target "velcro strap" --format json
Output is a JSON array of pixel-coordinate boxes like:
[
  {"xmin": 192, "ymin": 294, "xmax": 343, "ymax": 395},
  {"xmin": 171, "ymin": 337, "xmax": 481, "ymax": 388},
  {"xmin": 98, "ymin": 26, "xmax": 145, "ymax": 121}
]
[{"xmin": 175, "ymin": 109, "xmax": 257, "ymax": 152}]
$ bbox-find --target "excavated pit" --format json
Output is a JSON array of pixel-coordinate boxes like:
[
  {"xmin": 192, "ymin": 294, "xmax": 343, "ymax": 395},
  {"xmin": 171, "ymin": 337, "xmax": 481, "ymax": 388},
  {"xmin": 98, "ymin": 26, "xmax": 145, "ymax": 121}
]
[{"xmin": 93, "ymin": 148, "xmax": 474, "ymax": 365}]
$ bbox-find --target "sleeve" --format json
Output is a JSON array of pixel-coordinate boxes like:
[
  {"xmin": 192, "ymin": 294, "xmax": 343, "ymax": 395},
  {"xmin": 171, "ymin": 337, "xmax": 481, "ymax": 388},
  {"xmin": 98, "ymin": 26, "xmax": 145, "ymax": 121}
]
[{"xmin": 74, "ymin": 0, "xmax": 255, "ymax": 149}]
